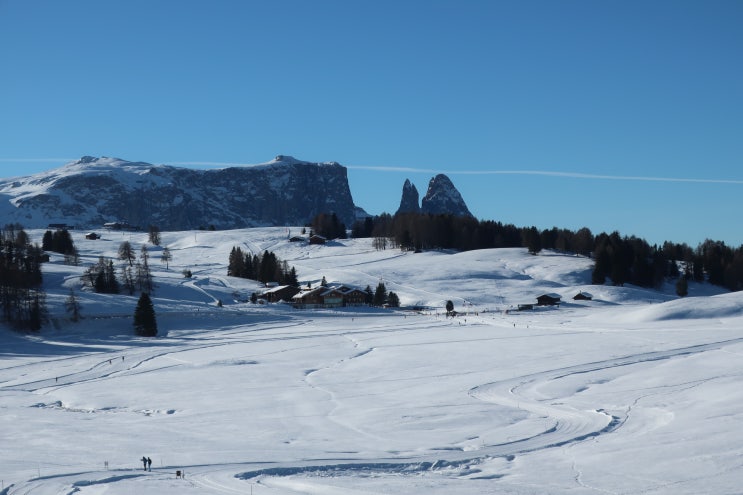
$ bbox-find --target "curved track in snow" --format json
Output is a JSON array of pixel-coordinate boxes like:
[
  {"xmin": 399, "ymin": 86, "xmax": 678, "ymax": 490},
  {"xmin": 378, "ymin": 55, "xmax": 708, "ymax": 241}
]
[{"xmin": 5, "ymin": 325, "xmax": 742, "ymax": 494}]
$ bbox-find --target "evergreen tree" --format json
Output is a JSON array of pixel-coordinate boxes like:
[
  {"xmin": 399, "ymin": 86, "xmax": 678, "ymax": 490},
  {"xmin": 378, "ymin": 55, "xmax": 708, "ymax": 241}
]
[
  {"xmin": 364, "ymin": 285, "xmax": 374, "ymax": 305},
  {"xmin": 446, "ymin": 300, "xmax": 455, "ymax": 316},
  {"xmin": 676, "ymin": 275, "xmax": 688, "ymax": 297},
  {"xmin": 133, "ymin": 292, "xmax": 157, "ymax": 337},
  {"xmin": 387, "ymin": 291, "xmax": 400, "ymax": 307},
  {"xmin": 227, "ymin": 246, "xmax": 245, "ymax": 276},
  {"xmin": 42, "ymin": 230, "xmax": 53, "ymax": 251},
  {"xmin": 286, "ymin": 267, "xmax": 299, "ymax": 287},
  {"xmin": 84, "ymin": 257, "xmax": 119, "ymax": 294},
  {"xmin": 0, "ymin": 225, "xmax": 47, "ymax": 331},
  {"xmin": 373, "ymin": 282, "xmax": 387, "ymax": 307}
]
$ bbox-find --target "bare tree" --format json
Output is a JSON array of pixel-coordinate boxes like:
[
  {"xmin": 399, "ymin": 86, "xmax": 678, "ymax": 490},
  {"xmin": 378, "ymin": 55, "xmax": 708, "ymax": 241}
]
[
  {"xmin": 118, "ymin": 241, "xmax": 136, "ymax": 267},
  {"xmin": 160, "ymin": 246, "xmax": 172, "ymax": 270}
]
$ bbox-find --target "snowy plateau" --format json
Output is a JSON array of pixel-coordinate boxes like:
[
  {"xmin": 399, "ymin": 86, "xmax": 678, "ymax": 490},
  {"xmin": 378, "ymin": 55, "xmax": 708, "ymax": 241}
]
[{"xmin": 2, "ymin": 227, "xmax": 743, "ymax": 495}]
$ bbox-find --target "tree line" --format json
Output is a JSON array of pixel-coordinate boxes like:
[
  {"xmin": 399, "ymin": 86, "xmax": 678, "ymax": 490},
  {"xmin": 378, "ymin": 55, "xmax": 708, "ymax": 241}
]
[
  {"xmin": 0, "ymin": 224, "xmax": 46, "ymax": 331},
  {"xmin": 351, "ymin": 212, "xmax": 743, "ymax": 293},
  {"xmin": 227, "ymin": 247, "xmax": 299, "ymax": 286}
]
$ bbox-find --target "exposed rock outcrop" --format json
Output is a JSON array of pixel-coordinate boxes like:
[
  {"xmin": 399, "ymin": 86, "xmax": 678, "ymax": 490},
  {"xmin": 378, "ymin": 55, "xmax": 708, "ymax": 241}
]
[{"xmin": 0, "ymin": 155, "xmax": 362, "ymax": 230}]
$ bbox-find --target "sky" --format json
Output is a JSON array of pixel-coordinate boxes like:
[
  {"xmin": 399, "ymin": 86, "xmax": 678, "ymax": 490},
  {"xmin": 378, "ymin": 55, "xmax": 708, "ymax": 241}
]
[{"xmin": 1, "ymin": 0, "xmax": 742, "ymax": 247}]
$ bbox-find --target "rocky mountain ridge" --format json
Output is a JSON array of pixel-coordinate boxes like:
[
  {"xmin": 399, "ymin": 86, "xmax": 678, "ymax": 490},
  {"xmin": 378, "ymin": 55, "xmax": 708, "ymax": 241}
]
[
  {"xmin": 1, "ymin": 156, "xmax": 475, "ymax": 231},
  {"xmin": 0, "ymin": 156, "xmax": 361, "ymax": 230}
]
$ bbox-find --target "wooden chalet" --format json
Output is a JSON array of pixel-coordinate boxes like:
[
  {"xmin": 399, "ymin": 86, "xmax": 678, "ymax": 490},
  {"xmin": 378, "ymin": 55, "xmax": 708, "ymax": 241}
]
[
  {"xmin": 260, "ymin": 285, "xmax": 300, "ymax": 303},
  {"xmin": 573, "ymin": 291, "xmax": 593, "ymax": 301},
  {"xmin": 292, "ymin": 284, "xmax": 368, "ymax": 309},
  {"xmin": 536, "ymin": 293, "xmax": 561, "ymax": 306},
  {"xmin": 292, "ymin": 286, "xmax": 344, "ymax": 309},
  {"xmin": 339, "ymin": 286, "xmax": 368, "ymax": 306},
  {"xmin": 309, "ymin": 234, "xmax": 327, "ymax": 245}
]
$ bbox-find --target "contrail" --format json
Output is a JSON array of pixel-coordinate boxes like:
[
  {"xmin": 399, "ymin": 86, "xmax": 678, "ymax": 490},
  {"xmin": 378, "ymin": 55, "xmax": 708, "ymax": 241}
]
[
  {"xmin": 345, "ymin": 165, "xmax": 743, "ymax": 185},
  {"xmin": 4, "ymin": 158, "xmax": 740, "ymax": 185},
  {"xmin": 0, "ymin": 158, "xmax": 74, "ymax": 163}
]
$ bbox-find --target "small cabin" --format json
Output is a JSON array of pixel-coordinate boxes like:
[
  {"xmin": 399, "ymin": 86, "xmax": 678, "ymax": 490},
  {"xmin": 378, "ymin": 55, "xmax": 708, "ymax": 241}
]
[
  {"xmin": 536, "ymin": 293, "xmax": 561, "ymax": 306},
  {"xmin": 85, "ymin": 232, "xmax": 100, "ymax": 240},
  {"xmin": 309, "ymin": 234, "xmax": 327, "ymax": 245},
  {"xmin": 573, "ymin": 291, "xmax": 593, "ymax": 301}
]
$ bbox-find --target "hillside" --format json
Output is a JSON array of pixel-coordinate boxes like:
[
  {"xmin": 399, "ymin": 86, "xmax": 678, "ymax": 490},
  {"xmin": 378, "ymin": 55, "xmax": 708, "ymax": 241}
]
[{"xmin": 2, "ymin": 228, "xmax": 743, "ymax": 495}]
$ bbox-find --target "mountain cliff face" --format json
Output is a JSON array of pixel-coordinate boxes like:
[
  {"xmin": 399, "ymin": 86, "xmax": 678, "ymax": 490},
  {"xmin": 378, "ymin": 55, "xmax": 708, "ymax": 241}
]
[
  {"xmin": 395, "ymin": 179, "xmax": 421, "ymax": 215},
  {"xmin": 421, "ymin": 174, "xmax": 473, "ymax": 217},
  {"xmin": 395, "ymin": 174, "xmax": 473, "ymax": 218},
  {"xmin": 0, "ymin": 156, "xmax": 361, "ymax": 230}
]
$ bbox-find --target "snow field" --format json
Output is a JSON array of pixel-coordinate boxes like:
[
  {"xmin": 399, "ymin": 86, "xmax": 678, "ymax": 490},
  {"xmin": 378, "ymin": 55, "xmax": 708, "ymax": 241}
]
[{"xmin": 1, "ymin": 227, "xmax": 743, "ymax": 494}]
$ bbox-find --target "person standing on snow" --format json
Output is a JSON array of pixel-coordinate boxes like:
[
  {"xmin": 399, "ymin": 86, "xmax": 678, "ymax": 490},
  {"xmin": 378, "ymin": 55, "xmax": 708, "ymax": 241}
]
[
  {"xmin": 147, "ymin": 457, "xmax": 152, "ymax": 471},
  {"xmin": 141, "ymin": 456, "xmax": 147, "ymax": 471}
]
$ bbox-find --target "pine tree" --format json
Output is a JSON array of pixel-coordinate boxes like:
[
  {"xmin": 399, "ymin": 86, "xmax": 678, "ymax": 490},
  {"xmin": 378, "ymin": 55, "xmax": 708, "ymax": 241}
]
[
  {"xmin": 676, "ymin": 275, "xmax": 688, "ymax": 297},
  {"xmin": 286, "ymin": 267, "xmax": 299, "ymax": 287},
  {"xmin": 387, "ymin": 291, "xmax": 400, "ymax": 307},
  {"xmin": 42, "ymin": 230, "xmax": 53, "ymax": 251},
  {"xmin": 373, "ymin": 282, "xmax": 387, "ymax": 307},
  {"xmin": 133, "ymin": 292, "xmax": 157, "ymax": 337},
  {"xmin": 227, "ymin": 246, "xmax": 245, "ymax": 276},
  {"xmin": 364, "ymin": 285, "xmax": 373, "ymax": 305}
]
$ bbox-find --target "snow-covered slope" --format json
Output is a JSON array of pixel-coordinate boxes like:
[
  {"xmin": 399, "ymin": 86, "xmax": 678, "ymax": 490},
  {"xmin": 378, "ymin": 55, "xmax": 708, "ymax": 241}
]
[{"xmin": 1, "ymin": 228, "xmax": 741, "ymax": 495}]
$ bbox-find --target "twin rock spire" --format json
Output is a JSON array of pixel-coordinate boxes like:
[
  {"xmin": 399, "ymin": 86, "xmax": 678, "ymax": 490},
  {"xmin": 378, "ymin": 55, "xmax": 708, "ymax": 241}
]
[{"xmin": 395, "ymin": 175, "xmax": 473, "ymax": 218}]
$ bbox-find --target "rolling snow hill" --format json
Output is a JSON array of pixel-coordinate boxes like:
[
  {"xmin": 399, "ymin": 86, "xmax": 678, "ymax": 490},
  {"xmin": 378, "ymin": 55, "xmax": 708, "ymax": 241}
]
[{"xmin": 1, "ymin": 227, "xmax": 742, "ymax": 495}]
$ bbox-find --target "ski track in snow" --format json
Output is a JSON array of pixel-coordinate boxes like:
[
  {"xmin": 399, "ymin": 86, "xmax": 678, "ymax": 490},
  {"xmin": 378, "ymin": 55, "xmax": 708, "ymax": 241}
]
[
  {"xmin": 5, "ymin": 317, "xmax": 742, "ymax": 494},
  {"xmin": 5, "ymin": 227, "xmax": 743, "ymax": 494}
]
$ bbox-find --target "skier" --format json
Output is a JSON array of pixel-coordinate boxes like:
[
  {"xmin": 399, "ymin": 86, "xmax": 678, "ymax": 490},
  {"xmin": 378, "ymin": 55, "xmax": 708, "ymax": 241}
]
[
  {"xmin": 141, "ymin": 456, "xmax": 147, "ymax": 471},
  {"xmin": 147, "ymin": 457, "xmax": 152, "ymax": 471}
]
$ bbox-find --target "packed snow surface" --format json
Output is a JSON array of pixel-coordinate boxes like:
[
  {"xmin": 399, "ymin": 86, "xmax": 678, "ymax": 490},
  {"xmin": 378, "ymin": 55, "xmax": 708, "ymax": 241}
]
[{"xmin": 1, "ymin": 227, "xmax": 742, "ymax": 494}]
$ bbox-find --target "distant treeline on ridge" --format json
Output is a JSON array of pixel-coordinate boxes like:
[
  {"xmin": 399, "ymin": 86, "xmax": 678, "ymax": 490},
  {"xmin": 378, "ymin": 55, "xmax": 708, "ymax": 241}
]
[{"xmin": 350, "ymin": 212, "xmax": 743, "ymax": 293}]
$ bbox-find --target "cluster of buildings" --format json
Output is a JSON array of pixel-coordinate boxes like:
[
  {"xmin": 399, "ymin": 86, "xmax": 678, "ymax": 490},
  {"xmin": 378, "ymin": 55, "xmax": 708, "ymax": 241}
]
[
  {"xmin": 259, "ymin": 283, "xmax": 369, "ymax": 309},
  {"xmin": 517, "ymin": 291, "xmax": 593, "ymax": 311}
]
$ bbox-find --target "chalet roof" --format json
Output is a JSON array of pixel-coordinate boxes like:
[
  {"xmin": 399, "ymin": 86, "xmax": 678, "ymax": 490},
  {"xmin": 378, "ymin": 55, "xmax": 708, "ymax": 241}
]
[
  {"xmin": 261, "ymin": 285, "xmax": 291, "ymax": 294},
  {"xmin": 292, "ymin": 284, "xmax": 363, "ymax": 300},
  {"xmin": 538, "ymin": 293, "xmax": 562, "ymax": 300}
]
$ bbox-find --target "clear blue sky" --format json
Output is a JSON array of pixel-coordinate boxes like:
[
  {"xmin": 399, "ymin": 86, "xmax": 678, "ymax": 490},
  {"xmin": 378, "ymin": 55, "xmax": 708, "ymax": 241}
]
[{"xmin": 1, "ymin": 1, "xmax": 742, "ymax": 246}]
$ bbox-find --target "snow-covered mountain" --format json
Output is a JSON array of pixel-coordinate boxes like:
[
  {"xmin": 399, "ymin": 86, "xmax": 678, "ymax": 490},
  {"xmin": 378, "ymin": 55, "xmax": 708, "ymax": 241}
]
[{"xmin": 0, "ymin": 155, "xmax": 361, "ymax": 230}]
